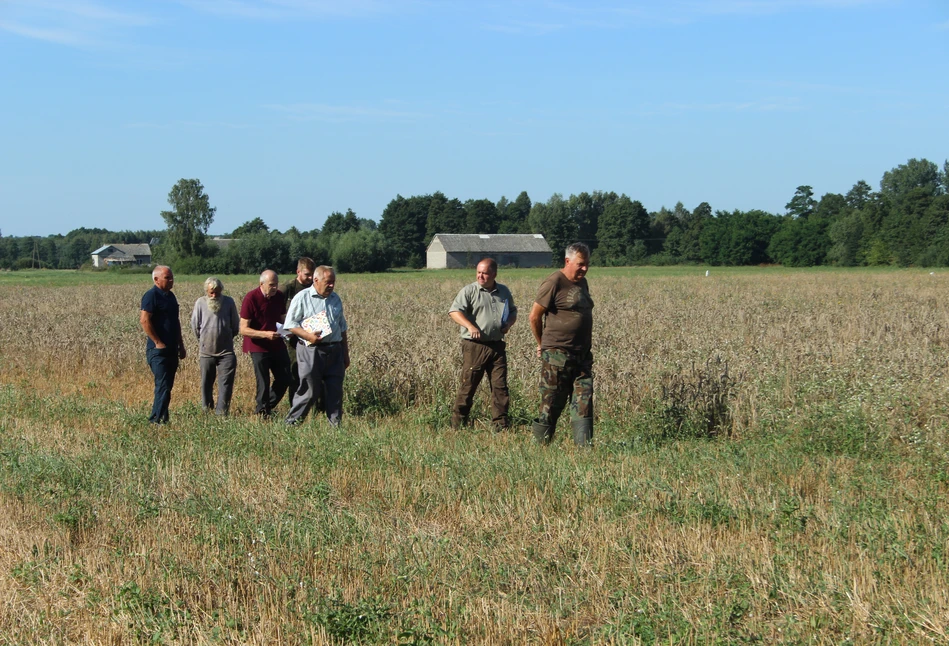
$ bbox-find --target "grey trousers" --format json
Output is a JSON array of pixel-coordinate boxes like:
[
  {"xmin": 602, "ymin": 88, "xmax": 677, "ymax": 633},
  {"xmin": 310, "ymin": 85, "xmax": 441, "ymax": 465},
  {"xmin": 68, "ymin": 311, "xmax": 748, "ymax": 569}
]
[
  {"xmin": 286, "ymin": 342, "xmax": 345, "ymax": 425},
  {"xmin": 199, "ymin": 353, "xmax": 237, "ymax": 416}
]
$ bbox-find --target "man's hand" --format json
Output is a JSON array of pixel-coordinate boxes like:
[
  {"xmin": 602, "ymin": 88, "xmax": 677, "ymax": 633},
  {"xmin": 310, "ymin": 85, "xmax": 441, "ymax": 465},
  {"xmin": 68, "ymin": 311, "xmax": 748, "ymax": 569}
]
[
  {"xmin": 178, "ymin": 344, "xmax": 187, "ymax": 359},
  {"xmin": 468, "ymin": 325, "xmax": 482, "ymax": 341}
]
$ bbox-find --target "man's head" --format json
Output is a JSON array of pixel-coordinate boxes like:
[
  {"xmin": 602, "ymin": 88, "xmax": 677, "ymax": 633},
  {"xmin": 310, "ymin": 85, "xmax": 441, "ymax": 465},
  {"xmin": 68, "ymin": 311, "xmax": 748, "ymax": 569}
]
[
  {"xmin": 152, "ymin": 265, "xmax": 174, "ymax": 292},
  {"xmin": 314, "ymin": 265, "xmax": 337, "ymax": 298},
  {"xmin": 476, "ymin": 258, "xmax": 498, "ymax": 289},
  {"xmin": 296, "ymin": 257, "xmax": 315, "ymax": 287},
  {"xmin": 204, "ymin": 276, "xmax": 223, "ymax": 299},
  {"xmin": 259, "ymin": 270, "xmax": 279, "ymax": 298},
  {"xmin": 205, "ymin": 277, "xmax": 224, "ymax": 313},
  {"xmin": 562, "ymin": 243, "xmax": 590, "ymax": 283}
]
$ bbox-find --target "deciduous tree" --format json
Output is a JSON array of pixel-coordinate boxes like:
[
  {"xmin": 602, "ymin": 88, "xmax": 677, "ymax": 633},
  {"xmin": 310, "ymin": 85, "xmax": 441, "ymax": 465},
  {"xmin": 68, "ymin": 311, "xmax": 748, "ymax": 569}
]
[{"xmin": 160, "ymin": 178, "xmax": 216, "ymax": 257}]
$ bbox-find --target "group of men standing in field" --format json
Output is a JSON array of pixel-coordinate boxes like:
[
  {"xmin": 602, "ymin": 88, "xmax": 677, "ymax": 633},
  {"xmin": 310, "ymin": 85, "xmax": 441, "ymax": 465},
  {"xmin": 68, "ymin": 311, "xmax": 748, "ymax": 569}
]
[{"xmin": 139, "ymin": 242, "xmax": 595, "ymax": 446}]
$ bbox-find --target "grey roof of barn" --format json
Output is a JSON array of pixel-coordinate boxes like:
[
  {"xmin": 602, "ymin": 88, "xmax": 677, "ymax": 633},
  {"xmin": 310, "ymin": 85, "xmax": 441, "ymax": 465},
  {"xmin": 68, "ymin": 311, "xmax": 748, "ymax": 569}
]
[
  {"xmin": 428, "ymin": 234, "xmax": 551, "ymax": 253},
  {"xmin": 91, "ymin": 243, "xmax": 152, "ymax": 257}
]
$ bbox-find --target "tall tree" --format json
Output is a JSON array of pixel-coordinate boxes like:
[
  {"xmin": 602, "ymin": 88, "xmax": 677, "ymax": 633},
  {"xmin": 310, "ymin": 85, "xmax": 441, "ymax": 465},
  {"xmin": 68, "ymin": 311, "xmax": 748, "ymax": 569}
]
[
  {"xmin": 785, "ymin": 186, "xmax": 817, "ymax": 220},
  {"xmin": 568, "ymin": 191, "xmax": 617, "ymax": 251},
  {"xmin": 498, "ymin": 191, "xmax": 532, "ymax": 233},
  {"xmin": 596, "ymin": 195, "xmax": 649, "ymax": 264},
  {"xmin": 528, "ymin": 194, "xmax": 573, "ymax": 261},
  {"xmin": 379, "ymin": 194, "xmax": 433, "ymax": 267},
  {"xmin": 701, "ymin": 210, "xmax": 781, "ymax": 266},
  {"xmin": 881, "ymin": 158, "xmax": 942, "ymax": 200},
  {"xmin": 845, "ymin": 180, "xmax": 873, "ymax": 210},
  {"xmin": 464, "ymin": 198, "xmax": 500, "ymax": 234},
  {"xmin": 426, "ymin": 192, "xmax": 465, "ymax": 239},
  {"xmin": 160, "ymin": 178, "xmax": 216, "ymax": 257},
  {"xmin": 231, "ymin": 217, "xmax": 269, "ymax": 237},
  {"xmin": 322, "ymin": 209, "xmax": 360, "ymax": 237}
]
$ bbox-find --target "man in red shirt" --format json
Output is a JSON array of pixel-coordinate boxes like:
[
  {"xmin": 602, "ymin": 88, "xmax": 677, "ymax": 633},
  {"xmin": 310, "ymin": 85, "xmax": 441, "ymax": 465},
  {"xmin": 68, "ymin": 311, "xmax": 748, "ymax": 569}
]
[{"xmin": 240, "ymin": 269, "xmax": 291, "ymax": 417}]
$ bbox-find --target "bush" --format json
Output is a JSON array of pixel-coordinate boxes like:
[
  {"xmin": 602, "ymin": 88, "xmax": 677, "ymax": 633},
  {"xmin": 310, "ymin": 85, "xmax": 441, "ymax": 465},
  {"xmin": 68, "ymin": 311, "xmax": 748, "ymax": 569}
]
[
  {"xmin": 332, "ymin": 230, "xmax": 392, "ymax": 273},
  {"xmin": 657, "ymin": 356, "xmax": 740, "ymax": 439}
]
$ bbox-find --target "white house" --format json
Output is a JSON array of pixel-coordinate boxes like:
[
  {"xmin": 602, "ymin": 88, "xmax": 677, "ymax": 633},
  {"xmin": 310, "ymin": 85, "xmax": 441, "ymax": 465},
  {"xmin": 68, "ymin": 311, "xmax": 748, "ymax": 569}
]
[
  {"xmin": 426, "ymin": 234, "xmax": 552, "ymax": 269},
  {"xmin": 90, "ymin": 244, "xmax": 152, "ymax": 268}
]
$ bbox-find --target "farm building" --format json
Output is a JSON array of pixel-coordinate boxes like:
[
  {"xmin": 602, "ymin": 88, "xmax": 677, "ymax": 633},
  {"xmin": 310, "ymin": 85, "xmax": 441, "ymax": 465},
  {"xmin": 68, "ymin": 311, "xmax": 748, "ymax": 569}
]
[
  {"xmin": 90, "ymin": 244, "xmax": 152, "ymax": 268},
  {"xmin": 426, "ymin": 234, "xmax": 553, "ymax": 269}
]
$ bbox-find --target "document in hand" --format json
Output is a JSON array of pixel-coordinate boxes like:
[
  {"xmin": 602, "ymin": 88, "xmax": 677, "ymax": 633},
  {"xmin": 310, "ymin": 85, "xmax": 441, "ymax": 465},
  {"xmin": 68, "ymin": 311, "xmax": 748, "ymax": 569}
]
[{"xmin": 301, "ymin": 311, "xmax": 333, "ymax": 346}]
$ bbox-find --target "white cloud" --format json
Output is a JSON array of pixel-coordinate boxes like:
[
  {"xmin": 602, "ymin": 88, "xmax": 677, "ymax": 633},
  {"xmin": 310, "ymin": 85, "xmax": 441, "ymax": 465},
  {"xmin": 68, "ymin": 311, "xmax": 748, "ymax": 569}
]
[
  {"xmin": 650, "ymin": 97, "xmax": 805, "ymax": 113},
  {"xmin": 477, "ymin": 0, "xmax": 889, "ymax": 33},
  {"xmin": 479, "ymin": 21, "xmax": 565, "ymax": 35},
  {"xmin": 0, "ymin": 0, "xmax": 153, "ymax": 47},
  {"xmin": 264, "ymin": 102, "xmax": 431, "ymax": 122},
  {"xmin": 175, "ymin": 0, "xmax": 418, "ymax": 20}
]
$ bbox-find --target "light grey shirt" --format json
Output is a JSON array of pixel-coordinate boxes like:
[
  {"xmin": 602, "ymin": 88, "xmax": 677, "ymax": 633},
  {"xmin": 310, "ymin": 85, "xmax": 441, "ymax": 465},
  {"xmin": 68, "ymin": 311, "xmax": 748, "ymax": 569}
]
[
  {"xmin": 449, "ymin": 281, "xmax": 516, "ymax": 342},
  {"xmin": 190, "ymin": 295, "xmax": 240, "ymax": 357},
  {"xmin": 285, "ymin": 286, "xmax": 348, "ymax": 344}
]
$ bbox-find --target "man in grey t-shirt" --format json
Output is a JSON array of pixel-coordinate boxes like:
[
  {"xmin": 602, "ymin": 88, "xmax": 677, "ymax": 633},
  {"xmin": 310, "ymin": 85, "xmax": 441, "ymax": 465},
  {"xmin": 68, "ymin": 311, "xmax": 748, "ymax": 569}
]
[
  {"xmin": 191, "ymin": 276, "xmax": 240, "ymax": 416},
  {"xmin": 448, "ymin": 258, "xmax": 517, "ymax": 430}
]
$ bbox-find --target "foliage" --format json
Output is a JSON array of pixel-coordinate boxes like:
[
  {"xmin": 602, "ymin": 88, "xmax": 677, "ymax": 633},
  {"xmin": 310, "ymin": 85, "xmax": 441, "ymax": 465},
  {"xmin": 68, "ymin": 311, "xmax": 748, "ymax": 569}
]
[
  {"xmin": 527, "ymin": 193, "xmax": 574, "ymax": 261},
  {"xmin": 321, "ymin": 208, "xmax": 360, "ymax": 237},
  {"xmin": 6, "ymin": 157, "xmax": 949, "ymax": 271},
  {"xmin": 657, "ymin": 356, "xmax": 740, "ymax": 439},
  {"xmin": 700, "ymin": 209, "xmax": 781, "ymax": 265},
  {"xmin": 230, "ymin": 217, "xmax": 269, "ymax": 237},
  {"xmin": 160, "ymin": 178, "xmax": 216, "ymax": 258},
  {"xmin": 379, "ymin": 194, "xmax": 433, "ymax": 267},
  {"xmin": 331, "ymin": 229, "xmax": 391, "ymax": 273}
]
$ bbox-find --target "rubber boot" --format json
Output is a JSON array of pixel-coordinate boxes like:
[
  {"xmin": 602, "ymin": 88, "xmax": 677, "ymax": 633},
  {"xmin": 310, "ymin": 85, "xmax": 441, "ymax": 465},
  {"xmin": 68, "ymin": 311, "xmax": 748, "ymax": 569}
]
[
  {"xmin": 532, "ymin": 420, "xmax": 553, "ymax": 445},
  {"xmin": 571, "ymin": 418, "xmax": 593, "ymax": 447}
]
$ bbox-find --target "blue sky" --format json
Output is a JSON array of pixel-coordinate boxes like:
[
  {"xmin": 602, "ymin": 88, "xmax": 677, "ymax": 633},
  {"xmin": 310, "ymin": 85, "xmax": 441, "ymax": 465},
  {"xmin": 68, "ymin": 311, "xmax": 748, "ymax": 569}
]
[{"xmin": 1, "ymin": 0, "xmax": 947, "ymax": 237}]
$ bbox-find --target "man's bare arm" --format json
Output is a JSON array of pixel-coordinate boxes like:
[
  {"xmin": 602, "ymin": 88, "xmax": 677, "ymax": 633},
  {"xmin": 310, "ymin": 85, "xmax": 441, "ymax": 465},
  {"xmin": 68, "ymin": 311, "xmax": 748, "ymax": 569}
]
[
  {"xmin": 140, "ymin": 310, "xmax": 165, "ymax": 349},
  {"xmin": 529, "ymin": 303, "xmax": 546, "ymax": 357},
  {"xmin": 449, "ymin": 310, "xmax": 481, "ymax": 340},
  {"xmin": 240, "ymin": 317, "xmax": 280, "ymax": 341}
]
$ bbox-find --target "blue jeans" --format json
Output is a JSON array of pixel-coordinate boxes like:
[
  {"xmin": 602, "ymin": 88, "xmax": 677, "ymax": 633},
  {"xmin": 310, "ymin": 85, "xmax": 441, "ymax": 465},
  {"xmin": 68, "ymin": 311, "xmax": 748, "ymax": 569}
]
[{"xmin": 146, "ymin": 347, "xmax": 179, "ymax": 424}]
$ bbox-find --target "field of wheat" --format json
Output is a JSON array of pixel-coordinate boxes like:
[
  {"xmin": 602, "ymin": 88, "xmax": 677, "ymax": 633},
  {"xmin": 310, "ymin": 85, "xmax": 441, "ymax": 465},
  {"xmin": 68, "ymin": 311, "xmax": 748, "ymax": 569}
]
[{"xmin": 0, "ymin": 266, "xmax": 947, "ymax": 644}]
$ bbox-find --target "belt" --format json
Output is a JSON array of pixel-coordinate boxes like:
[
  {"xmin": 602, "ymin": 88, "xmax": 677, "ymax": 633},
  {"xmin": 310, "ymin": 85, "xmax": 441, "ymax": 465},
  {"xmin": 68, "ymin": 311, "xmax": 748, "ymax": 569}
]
[{"xmin": 317, "ymin": 341, "xmax": 341, "ymax": 347}]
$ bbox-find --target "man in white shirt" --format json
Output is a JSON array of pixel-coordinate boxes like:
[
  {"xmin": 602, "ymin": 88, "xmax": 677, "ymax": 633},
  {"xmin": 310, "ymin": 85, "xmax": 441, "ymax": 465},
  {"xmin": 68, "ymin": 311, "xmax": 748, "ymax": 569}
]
[{"xmin": 284, "ymin": 265, "xmax": 350, "ymax": 426}]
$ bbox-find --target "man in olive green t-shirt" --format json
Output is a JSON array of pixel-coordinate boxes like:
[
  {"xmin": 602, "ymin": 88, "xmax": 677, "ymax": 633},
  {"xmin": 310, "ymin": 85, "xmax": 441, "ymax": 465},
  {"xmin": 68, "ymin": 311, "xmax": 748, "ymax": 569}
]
[
  {"xmin": 528, "ymin": 242, "xmax": 594, "ymax": 447},
  {"xmin": 448, "ymin": 258, "xmax": 517, "ymax": 430},
  {"xmin": 283, "ymin": 257, "xmax": 315, "ymax": 408}
]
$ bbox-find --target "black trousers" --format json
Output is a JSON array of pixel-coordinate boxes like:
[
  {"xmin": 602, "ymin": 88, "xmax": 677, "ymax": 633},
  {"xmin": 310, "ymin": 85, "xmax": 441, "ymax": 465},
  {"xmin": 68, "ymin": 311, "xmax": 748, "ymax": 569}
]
[{"xmin": 250, "ymin": 348, "xmax": 291, "ymax": 415}]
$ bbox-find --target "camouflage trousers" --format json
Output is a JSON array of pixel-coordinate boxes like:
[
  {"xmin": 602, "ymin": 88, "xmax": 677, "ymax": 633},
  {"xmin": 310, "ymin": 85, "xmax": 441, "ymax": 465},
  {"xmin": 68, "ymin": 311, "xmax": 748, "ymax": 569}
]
[{"xmin": 538, "ymin": 349, "xmax": 593, "ymax": 426}]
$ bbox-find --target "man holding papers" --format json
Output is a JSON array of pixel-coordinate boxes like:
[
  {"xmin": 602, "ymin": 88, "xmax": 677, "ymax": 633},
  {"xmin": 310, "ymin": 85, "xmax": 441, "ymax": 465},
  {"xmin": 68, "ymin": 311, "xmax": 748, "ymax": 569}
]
[
  {"xmin": 448, "ymin": 258, "xmax": 517, "ymax": 431},
  {"xmin": 284, "ymin": 265, "xmax": 350, "ymax": 427},
  {"xmin": 240, "ymin": 269, "xmax": 291, "ymax": 418}
]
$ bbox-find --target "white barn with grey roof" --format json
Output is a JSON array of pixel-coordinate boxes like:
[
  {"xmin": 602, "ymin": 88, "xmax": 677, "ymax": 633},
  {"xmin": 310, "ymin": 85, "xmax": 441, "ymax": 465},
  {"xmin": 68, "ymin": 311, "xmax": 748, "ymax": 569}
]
[
  {"xmin": 426, "ymin": 234, "xmax": 552, "ymax": 269},
  {"xmin": 90, "ymin": 244, "xmax": 152, "ymax": 268}
]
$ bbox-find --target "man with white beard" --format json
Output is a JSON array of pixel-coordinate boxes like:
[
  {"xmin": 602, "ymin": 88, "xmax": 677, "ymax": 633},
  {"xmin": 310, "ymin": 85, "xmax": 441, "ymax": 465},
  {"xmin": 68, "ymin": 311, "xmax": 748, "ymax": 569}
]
[{"xmin": 191, "ymin": 276, "xmax": 240, "ymax": 416}]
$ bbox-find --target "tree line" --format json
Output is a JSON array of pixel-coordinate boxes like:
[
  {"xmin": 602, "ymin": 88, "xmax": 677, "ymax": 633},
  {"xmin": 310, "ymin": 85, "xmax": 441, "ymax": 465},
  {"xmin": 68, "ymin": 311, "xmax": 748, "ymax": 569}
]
[{"xmin": 1, "ymin": 158, "xmax": 946, "ymax": 273}]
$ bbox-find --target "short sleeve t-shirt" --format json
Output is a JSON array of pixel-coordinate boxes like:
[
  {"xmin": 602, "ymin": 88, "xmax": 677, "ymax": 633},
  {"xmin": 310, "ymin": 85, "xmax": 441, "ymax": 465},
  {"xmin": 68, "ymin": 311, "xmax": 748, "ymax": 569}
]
[
  {"xmin": 141, "ymin": 285, "xmax": 181, "ymax": 351},
  {"xmin": 240, "ymin": 288, "xmax": 286, "ymax": 353},
  {"xmin": 534, "ymin": 271, "xmax": 594, "ymax": 354},
  {"xmin": 282, "ymin": 279, "xmax": 309, "ymax": 313}
]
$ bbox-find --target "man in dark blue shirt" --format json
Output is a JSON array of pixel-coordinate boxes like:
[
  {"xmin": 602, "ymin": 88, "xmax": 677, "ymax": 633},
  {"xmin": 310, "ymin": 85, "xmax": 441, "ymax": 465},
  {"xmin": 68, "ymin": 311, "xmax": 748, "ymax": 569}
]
[{"xmin": 140, "ymin": 265, "xmax": 186, "ymax": 424}]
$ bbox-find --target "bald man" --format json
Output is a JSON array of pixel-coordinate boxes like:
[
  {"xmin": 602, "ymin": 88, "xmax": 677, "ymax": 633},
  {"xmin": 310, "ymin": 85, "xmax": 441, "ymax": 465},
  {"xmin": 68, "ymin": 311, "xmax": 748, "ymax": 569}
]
[
  {"xmin": 140, "ymin": 265, "xmax": 186, "ymax": 424},
  {"xmin": 240, "ymin": 269, "xmax": 291, "ymax": 417}
]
